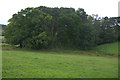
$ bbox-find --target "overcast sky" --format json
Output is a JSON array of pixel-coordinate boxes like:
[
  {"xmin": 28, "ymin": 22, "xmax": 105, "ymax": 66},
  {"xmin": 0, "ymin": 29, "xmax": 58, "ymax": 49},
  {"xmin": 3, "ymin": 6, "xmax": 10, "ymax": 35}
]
[{"xmin": 0, "ymin": 0, "xmax": 119, "ymax": 25}]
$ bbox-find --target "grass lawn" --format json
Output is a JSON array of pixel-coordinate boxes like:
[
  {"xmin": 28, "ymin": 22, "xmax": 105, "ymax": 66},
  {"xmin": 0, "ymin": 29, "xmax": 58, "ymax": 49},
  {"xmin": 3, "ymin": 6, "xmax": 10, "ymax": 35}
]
[
  {"xmin": 94, "ymin": 42, "xmax": 119, "ymax": 56},
  {"xmin": 2, "ymin": 50, "xmax": 118, "ymax": 78}
]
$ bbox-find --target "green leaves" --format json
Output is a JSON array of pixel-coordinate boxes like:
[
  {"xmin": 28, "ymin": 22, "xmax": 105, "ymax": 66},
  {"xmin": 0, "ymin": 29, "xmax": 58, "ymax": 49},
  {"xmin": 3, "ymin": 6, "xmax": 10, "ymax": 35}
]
[
  {"xmin": 4, "ymin": 8, "xmax": 52, "ymax": 49},
  {"xmin": 4, "ymin": 6, "xmax": 118, "ymax": 50}
]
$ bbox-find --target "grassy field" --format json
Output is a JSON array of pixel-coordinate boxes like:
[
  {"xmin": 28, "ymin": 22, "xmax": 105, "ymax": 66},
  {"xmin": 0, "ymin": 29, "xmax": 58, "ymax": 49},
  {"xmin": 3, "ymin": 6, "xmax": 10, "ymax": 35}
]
[
  {"xmin": 2, "ymin": 42, "xmax": 118, "ymax": 78},
  {"xmin": 2, "ymin": 50, "xmax": 118, "ymax": 78}
]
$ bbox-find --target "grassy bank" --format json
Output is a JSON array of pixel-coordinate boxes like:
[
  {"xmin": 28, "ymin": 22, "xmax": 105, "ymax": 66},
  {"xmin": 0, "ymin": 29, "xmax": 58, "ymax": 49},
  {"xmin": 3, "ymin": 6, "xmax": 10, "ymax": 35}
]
[{"xmin": 94, "ymin": 42, "xmax": 119, "ymax": 56}]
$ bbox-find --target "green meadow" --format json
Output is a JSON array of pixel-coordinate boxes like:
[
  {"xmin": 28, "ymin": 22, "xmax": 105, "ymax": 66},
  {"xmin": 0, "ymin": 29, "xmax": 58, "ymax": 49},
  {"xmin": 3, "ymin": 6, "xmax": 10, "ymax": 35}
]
[
  {"xmin": 2, "ymin": 42, "xmax": 118, "ymax": 78},
  {"xmin": 1, "ymin": 4, "xmax": 119, "ymax": 79}
]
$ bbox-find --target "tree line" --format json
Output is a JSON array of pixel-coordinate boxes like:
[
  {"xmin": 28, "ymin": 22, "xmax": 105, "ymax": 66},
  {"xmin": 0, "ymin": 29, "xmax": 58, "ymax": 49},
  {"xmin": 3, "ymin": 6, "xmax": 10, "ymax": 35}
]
[{"xmin": 4, "ymin": 6, "xmax": 120, "ymax": 50}]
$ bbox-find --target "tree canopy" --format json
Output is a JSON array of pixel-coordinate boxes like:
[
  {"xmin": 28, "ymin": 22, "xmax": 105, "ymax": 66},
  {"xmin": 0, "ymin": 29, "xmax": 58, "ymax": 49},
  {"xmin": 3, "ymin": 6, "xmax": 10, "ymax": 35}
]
[
  {"xmin": 4, "ymin": 6, "xmax": 119, "ymax": 50},
  {"xmin": 4, "ymin": 8, "xmax": 52, "ymax": 49}
]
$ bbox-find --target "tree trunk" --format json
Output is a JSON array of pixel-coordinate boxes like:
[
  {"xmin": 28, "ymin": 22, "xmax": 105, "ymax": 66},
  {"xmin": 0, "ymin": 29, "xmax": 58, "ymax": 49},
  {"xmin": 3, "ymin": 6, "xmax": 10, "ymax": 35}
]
[{"xmin": 20, "ymin": 42, "xmax": 23, "ymax": 48}]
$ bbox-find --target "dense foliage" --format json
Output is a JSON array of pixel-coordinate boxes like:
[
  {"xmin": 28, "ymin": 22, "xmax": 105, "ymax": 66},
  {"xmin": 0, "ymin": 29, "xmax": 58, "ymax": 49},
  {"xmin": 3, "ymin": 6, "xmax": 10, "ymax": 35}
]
[
  {"xmin": 4, "ymin": 6, "xmax": 119, "ymax": 50},
  {"xmin": 4, "ymin": 8, "xmax": 52, "ymax": 49}
]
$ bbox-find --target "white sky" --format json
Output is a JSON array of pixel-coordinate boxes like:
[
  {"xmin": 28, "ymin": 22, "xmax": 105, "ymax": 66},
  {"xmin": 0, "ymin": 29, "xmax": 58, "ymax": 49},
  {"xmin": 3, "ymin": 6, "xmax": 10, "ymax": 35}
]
[{"xmin": 0, "ymin": 0, "xmax": 119, "ymax": 25}]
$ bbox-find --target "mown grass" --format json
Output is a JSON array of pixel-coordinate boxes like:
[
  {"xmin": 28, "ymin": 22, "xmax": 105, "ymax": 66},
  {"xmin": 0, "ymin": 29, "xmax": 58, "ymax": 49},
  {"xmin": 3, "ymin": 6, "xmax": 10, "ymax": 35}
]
[{"xmin": 2, "ymin": 50, "xmax": 118, "ymax": 78}]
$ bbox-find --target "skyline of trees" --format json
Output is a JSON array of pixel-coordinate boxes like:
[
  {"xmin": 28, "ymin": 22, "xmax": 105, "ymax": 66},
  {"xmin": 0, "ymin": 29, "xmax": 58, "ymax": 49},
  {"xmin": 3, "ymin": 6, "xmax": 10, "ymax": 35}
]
[{"xmin": 3, "ymin": 6, "xmax": 120, "ymax": 50}]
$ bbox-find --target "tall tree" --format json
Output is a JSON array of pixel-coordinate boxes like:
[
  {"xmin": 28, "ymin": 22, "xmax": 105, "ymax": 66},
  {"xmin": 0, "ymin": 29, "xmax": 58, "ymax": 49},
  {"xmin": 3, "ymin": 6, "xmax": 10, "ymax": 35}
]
[
  {"xmin": 4, "ymin": 8, "xmax": 52, "ymax": 49},
  {"xmin": 76, "ymin": 8, "xmax": 88, "ymax": 23}
]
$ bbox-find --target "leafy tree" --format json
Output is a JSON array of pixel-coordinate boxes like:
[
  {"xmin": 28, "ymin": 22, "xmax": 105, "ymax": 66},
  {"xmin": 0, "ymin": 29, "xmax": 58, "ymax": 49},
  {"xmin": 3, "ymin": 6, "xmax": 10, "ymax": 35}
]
[
  {"xmin": 89, "ymin": 15, "xmax": 118, "ymax": 45},
  {"xmin": 5, "ymin": 6, "xmax": 117, "ymax": 50},
  {"xmin": 113, "ymin": 17, "xmax": 120, "ymax": 41},
  {"xmin": 57, "ymin": 13, "xmax": 81, "ymax": 47},
  {"xmin": 76, "ymin": 8, "xmax": 88, "ymax": 23},
  {"xmin": 57, "ymin": 13, "xmax": 96, "ymax": 50},
  {"xmin": 4, "ymin": 8, "xmax": 52, "ymax": 49},
  {"xmin": 37, "ymin": 6, "xmax": 76, "ymax": 47},
  {"xmin": 97, "ymin": 17, "xmax": 117, "ymax": 44},
  {"xmin": 77, "ymin": 23, "xmax": 96, "ymax": 50}
]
